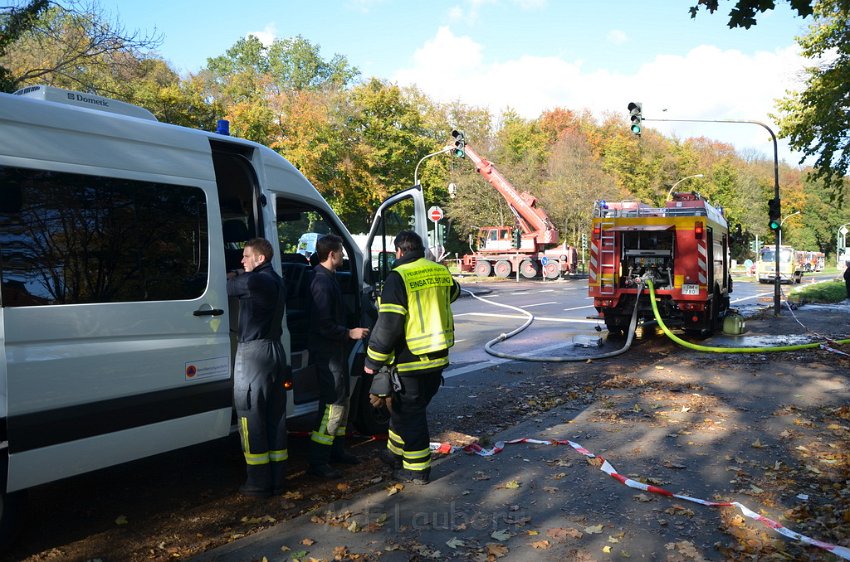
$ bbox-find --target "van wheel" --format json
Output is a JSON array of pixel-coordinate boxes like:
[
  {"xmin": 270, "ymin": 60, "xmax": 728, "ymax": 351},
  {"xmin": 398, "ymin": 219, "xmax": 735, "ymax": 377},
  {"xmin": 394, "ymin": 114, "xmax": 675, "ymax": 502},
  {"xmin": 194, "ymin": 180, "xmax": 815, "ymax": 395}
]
[
  {"xmin": 0, "ymin": 490, "xmax": 27, "ymax": 548},
  {"xmin": 352, "ymin": 375, "xmax": 390, "ymax": 436}
]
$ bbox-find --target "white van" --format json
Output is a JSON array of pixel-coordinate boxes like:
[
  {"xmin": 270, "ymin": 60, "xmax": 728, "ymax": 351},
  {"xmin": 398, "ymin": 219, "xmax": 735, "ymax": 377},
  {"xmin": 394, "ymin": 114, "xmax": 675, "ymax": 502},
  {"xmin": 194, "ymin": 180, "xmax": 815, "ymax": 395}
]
[{"xmin": 0, "ymin": 85, "xmax": 429, "ymax": 541}]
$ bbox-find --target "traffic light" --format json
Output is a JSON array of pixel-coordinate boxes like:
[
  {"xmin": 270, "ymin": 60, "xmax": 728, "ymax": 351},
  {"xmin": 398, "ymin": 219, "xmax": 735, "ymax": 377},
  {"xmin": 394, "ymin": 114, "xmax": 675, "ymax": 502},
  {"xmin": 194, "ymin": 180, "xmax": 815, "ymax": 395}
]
[
  {"xmin": 627, "ymin": 102, "xmax": 642, "ymax": 136},
  {"xmin": 768, "ymin": 197, "xmax": 781, "ymax": 231},
  {"xmin": 580, "ymin": 232, "xmax": 588, "ymax": 249},
  {"xmin": 437, "ymin": 223, "xmax": 447, "ymax": 245},
  {"xmin": 451, "ymin": 129, "xmax": 465, "ymax": 158},
  {"xmin": 512, "ymin": 228, "xmax": 521, "ymax": 248}
]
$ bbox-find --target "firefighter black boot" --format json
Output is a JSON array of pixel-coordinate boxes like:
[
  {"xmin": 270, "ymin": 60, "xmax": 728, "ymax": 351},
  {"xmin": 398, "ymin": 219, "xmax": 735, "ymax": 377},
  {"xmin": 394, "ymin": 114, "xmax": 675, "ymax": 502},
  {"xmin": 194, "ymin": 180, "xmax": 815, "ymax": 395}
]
[
  {"xmin": 378, "ymin": 448, "xmax": 403, "ymax": 469},
  {"xmin": 330, "ymin": 437, "xmax": 361, "ymax": 465},
  {"xmin": 271, "ymin": 461, "xmax": 286, "ymax": 496},
  {"xmin": 239, "ymin": 464, "xmax": 272, "ymax": 498},
  {"xmin": 307, "ymin": 441, "xmax": 342, "ymax": 479}
]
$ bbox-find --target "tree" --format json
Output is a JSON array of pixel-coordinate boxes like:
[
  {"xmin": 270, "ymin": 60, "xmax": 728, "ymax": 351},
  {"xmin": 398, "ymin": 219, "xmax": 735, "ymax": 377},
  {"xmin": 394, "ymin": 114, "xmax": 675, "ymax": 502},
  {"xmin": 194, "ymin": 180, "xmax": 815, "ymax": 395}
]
[
  {"xmin": 0, "ymin": 0, "xmax": 49, "ymax": 91},
  {"xmin": 774, "ymin": 0, "xmax": 850, "ymax": 197},
  {"xmin": 539, "ymin": 129, "xmax": 624, "ymax": 247},
  {"xmin": 688, "ymin": 0, "xmax": 814, "ymax": 29},
  {"xmin": 0, "ymin": 0, "xmax": 161, "ymax": 93}
]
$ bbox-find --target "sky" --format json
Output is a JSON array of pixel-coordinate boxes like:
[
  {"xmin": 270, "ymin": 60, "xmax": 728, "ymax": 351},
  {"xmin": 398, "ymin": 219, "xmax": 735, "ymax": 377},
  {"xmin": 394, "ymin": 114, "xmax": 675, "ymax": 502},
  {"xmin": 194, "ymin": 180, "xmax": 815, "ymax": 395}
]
[{"xmin": 106, "ymin": 0, "xmax": 814, "ymax": 166}]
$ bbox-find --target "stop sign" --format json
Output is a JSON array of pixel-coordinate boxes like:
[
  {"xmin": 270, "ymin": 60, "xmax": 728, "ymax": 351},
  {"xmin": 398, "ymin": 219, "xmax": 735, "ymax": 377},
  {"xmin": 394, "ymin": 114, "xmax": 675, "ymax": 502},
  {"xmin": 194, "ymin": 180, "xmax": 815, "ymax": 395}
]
[{"xmin": 428, "ymin": 206, "xmax": 443, "ymax": 222}]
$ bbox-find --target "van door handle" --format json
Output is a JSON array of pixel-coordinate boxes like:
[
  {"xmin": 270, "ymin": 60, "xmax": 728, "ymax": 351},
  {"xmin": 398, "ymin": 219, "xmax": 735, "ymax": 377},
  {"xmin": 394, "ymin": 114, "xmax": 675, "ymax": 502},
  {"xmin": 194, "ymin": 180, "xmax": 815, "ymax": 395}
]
[{"xmin": 193, "ymin": 308, "xmax": 225, "ymax": 317}]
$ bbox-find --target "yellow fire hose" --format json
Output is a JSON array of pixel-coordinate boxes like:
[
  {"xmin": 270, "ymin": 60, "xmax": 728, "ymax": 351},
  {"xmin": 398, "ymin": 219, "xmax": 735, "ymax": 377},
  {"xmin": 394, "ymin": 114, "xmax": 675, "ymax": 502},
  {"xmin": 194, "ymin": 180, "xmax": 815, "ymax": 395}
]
[{"xmin": 645, "ymin": 278, "xmax": 850, "ymax": 353}]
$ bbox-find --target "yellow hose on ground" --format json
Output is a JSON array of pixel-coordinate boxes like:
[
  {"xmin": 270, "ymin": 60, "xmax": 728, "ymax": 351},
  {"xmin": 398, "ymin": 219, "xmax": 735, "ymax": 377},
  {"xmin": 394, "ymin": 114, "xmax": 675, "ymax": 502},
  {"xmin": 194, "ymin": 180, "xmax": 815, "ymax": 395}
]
[{"xmin": 645, "ymin": 278, "xmax": 850, "ymax": 353}]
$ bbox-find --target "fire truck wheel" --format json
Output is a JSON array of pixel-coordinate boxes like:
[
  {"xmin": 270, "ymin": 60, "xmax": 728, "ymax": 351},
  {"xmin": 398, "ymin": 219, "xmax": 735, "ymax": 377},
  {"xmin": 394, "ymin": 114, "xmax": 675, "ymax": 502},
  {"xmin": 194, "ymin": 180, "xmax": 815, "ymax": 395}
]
[
  {"xmin": 474, "ymin": 260, "xmax": 493, "ymax": 277},
  {"xmin": 543, "ymin": 260, "xmax": 560, "ymax": 279},
  {"xmin": 604, "ymin": 318, "xmax": 628, "ymax": 338},
  {"xmin": 494, "ymin": 260, "xmax": 512, "ymax": 278},
  {"xmin": 519, "ymin": 260, "xmax": 539, "ymax": 279},
  {"xmin": 710, "ymin": 286, "xmax": 723, "ymax": 333}
]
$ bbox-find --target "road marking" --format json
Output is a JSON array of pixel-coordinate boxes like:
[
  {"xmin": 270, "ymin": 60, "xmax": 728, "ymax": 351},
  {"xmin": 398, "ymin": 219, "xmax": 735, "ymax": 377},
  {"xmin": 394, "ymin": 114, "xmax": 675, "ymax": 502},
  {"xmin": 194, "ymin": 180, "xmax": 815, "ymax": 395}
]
[
  {"xmin": 563, "ymin": 305, "xmax": 595, "ymax": 311},
  {"xmin": 445, "ymin": 341, "xmax": 575, "ymax": 379},
  {"xmin": 520, "ymin": 301, "xmax": 557, "ymax": 308},
  {"xmin": 730, "ymin": 291, "xmax": 773, "ymax": 304},
  {"xmin": 456, "ymin": 312, "xmax": 600, "ymax": 324}
]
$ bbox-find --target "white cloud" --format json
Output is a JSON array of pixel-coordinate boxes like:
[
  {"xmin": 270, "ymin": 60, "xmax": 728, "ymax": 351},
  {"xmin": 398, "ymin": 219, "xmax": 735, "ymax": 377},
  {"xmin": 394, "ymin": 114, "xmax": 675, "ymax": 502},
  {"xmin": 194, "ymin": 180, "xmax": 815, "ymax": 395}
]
[
  {"xmin": 393, "ymin": 27, "xmax": 808, "ymax": 165},
  {"xmin": 607, "ymin": 29, "xmax": 628, "ymax": 46},
  {"xmin": 247, "ymin": 24, "xmax": 277, "ymax": 47}
]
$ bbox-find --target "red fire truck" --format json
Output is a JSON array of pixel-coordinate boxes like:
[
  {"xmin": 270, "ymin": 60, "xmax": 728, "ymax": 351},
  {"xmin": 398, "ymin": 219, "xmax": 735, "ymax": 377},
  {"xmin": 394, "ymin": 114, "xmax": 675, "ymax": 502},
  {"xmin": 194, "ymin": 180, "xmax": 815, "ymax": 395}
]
[
  {"xmin": 588, "ymin": 192, "xmax": 731, "ymax": 335},
  {"xmin": 454, "ymin": 132, "xmax": 577, "ymax": 279}
]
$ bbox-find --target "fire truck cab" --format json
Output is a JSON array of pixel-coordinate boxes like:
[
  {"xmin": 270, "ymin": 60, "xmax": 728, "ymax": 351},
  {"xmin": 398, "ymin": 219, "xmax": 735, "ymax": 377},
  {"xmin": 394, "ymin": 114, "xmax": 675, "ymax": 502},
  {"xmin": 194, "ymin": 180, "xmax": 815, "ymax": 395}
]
[{"xmin": 588, "ymin": 192, "xmax": 731, "ymax": 335}]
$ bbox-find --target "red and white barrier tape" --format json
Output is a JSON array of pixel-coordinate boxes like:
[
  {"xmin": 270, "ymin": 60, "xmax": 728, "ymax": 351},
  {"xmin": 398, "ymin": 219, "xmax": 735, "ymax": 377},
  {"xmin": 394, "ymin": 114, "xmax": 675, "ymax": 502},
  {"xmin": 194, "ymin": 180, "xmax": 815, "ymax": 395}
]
[
  {"xmin": 821, "ymin": 343, "xmax": 850, "ymax": 357},
  {"xmin": 430, "ymin": 437, "xmax": 850, "ymax": 560}
]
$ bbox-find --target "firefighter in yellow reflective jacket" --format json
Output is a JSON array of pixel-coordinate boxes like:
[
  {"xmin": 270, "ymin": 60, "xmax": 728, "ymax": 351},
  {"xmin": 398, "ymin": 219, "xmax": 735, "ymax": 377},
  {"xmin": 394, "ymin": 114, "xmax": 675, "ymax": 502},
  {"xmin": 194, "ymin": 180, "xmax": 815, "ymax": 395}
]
[{"xmin": 364, "ymin": 230, "xmax": 460, "ymax": 484}]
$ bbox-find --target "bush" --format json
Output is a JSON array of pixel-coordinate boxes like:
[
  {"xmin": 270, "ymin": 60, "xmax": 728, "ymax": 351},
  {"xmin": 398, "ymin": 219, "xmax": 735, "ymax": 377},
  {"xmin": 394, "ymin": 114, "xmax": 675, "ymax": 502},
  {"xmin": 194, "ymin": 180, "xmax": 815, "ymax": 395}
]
[{"xmin": 789, "ymin": 279, "xmax": 846, "ymax": 304}]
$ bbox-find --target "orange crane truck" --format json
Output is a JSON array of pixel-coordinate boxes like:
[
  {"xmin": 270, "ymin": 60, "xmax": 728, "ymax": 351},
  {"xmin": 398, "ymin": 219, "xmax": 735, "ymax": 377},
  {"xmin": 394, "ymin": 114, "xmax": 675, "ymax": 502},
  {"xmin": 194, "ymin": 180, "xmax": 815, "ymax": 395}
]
[{"xmin": 453, "ymin": 131, "xmax": 577, "ymax": 279}]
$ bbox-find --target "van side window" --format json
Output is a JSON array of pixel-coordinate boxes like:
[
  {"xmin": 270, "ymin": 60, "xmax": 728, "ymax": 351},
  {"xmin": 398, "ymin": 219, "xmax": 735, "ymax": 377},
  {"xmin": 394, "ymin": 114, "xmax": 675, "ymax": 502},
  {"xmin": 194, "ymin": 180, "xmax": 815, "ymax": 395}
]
[
  {"xmin": 275, "ymin": 201, "xmax": 358, "ymax": 361},
  {"xmin": 0, "ymin": 166, "xmax": 209, "ymax": 306}
]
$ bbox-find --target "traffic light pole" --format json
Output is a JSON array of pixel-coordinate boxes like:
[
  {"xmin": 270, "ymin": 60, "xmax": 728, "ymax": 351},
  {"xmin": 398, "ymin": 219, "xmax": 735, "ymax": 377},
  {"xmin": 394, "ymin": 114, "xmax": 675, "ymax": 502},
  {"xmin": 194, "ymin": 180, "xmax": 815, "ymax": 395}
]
[{"xmin": 644, "ymin": 117, "xmax": 782, "ymax": 316}]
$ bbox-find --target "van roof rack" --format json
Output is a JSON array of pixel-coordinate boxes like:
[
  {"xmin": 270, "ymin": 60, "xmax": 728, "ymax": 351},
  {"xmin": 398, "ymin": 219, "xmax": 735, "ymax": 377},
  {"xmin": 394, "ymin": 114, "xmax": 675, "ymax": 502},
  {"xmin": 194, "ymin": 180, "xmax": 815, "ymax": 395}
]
[{"xmin": 13, "ymin": 85, "xmax": 157, "ymax": 121}]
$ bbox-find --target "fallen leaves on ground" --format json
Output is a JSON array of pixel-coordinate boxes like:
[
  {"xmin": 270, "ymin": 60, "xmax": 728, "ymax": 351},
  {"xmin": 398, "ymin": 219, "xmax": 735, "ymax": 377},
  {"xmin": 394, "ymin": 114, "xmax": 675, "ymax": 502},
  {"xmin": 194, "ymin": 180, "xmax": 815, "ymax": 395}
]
[
  {"xmin": 546, "ymin": 527, "xmax": 583, "ymax": 541},
  {"xmin": 484, "ymin": 542, "xmax": 509, "ymax": 558}
]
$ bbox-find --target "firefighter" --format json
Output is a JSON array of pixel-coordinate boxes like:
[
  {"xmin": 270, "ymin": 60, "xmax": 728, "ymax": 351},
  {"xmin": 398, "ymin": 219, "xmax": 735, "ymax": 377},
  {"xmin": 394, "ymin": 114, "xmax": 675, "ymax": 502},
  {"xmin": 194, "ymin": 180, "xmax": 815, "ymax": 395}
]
[
  {"xmin": 364, "ymin": 231, "xmax": 461, "ymax": 485},
  {"xmin": 226, "ymin": 238, "xmax": 288, "ymax": 498},
  {"xmin": 307, "ymin": 234, "xmax": 370, "ymax": 479}
]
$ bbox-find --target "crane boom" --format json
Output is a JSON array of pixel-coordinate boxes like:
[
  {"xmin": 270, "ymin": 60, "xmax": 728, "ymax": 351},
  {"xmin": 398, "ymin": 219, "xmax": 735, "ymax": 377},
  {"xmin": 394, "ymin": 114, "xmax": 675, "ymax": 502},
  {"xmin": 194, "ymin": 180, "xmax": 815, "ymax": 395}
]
[
  {"xmin": 449, "ymin": 131, "xmax": 576, "ymax": 280},
  {"xmin": 460, "ymin": 144, "xmax": 559, "ymax": 246}
]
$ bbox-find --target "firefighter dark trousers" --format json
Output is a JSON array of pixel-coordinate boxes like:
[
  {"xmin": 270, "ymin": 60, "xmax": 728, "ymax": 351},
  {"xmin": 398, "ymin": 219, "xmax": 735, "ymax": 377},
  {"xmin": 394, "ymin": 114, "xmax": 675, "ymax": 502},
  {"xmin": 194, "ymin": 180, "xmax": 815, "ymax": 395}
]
[
  {"xmin": 386, "ymin": 370, "xmax": 442, "ymax": 476},
  {"xmin": 234, "ymin": 339, "xmax": 288, "ymax": 495},
  {"xmin": 310, "ymin": 349, "xmax": 351, "ymax": 465}
]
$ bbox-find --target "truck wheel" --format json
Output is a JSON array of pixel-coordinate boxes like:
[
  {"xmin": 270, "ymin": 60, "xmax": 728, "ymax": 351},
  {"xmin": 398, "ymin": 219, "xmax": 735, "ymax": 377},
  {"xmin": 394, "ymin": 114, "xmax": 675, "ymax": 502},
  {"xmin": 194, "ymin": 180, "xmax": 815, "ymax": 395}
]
[
  {"xmin": 494, "ymin": 260, "xmax": 512, "ymax": 278},
  {"xmin": 352, "ymin": 375, "xmax": 390, "ymax": 436},
  {"xmin": 520, "ymin": 260, "xmax": 539, "ymax": 279},
  {"xmin": 0, "ymin": 489, "xmax": 27, "ymax": 548},
  {"xmin": 474, "ymin": 260, "xmax": 492, "ymax": 277},
  {"xmin": 710, "ymin": 286, "xmax": 723, "ymax": 333},
  {"xmin": 604, "ymin": 317, "xmax": 627, "ymax": 338},
  {"xmin": 543, "ymin": 260, "xmax": 560, "ymax": 279}
]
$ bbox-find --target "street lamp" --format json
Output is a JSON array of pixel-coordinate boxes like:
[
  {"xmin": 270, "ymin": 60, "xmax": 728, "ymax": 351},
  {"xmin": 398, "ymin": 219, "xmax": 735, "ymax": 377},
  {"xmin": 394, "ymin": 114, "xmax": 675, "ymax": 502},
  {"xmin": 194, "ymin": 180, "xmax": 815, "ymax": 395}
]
[
  {"xmin": 778, "ymin": 210, "xmax": 801, "ymax": 248},
  {"xmin": 414, "ymin": 146, "xmax": 453, "ymax": 186},
  {"xmin": 643, "ymin": 115, "xmax": 782, "ymax": 315},
  {"xmin": 665, "ymin": 174, "xmax": 704, "ymax": 201},
  {"xmin": 838, "ymin": 222, "xmax": 850, "ymax": 266}
]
